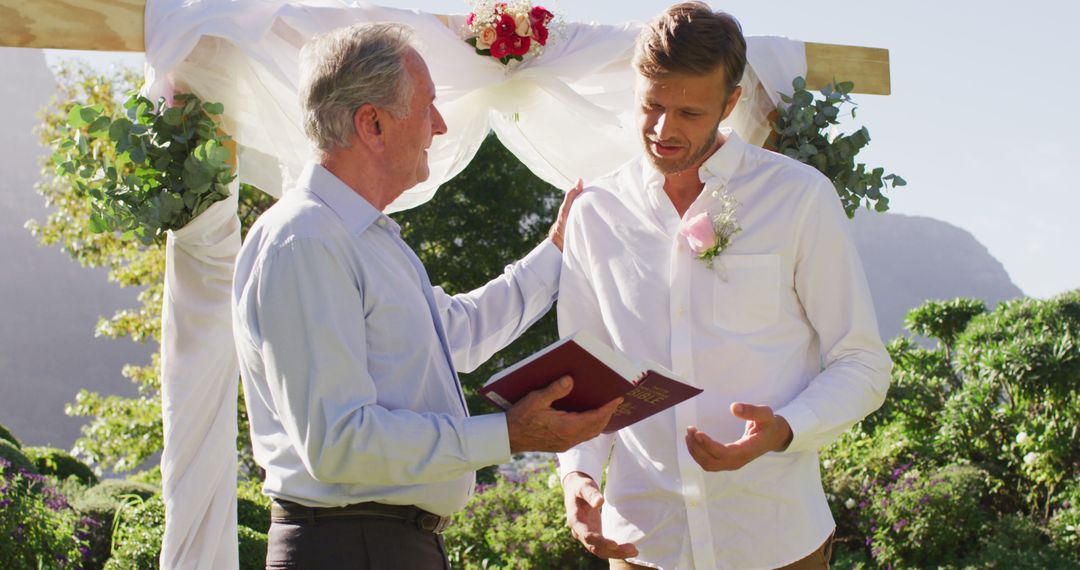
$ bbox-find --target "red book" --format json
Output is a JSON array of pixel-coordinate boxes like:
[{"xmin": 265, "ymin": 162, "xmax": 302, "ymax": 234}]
[{"xmin": 480, "ymin": 331, "xmax": 703, "ymax": 433}]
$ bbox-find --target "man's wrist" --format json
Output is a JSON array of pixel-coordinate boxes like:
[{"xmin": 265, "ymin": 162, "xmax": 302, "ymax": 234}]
[{"xmin": 774, "ymin": 415, "xmax": 794, "ymax": 452}]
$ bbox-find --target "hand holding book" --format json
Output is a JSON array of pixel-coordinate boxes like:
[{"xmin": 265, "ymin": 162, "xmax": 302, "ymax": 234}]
[
  {"xmin": 504, "ymin": 375, "xmax": 623, "ymax": 454},
  {"xmin": 482, "ymin": 332, "xmax": 704, "ymax": 434}
]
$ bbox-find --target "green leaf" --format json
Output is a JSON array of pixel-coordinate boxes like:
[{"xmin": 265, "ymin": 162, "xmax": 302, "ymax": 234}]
[
  {"xmin": 162, "ymin": 107, "xmax": 184, "ymax": 126},
  {"xmin": 202, "ymin": 102, "xmax": 225, "ymax": 115},
  {"xmin": 68, "ymin": 105, "xmax": 89, "ymax": 128},
  {"xmin": 88, "ymin": 115, "xmax": 111, "ymax": 136},
  {"xmin": 88, "ymin": 214, "xmax": 109, "ymax": 233},
  {"xmin": 793, "ymin": 90, "xmax": 814, "ymax": 107},
  {"xmin": 792, "ymin": 76, "xmax": 807, "ymax": 91},
  {"xmin": 836, "ymin": 81, "xmax": 855, "ymax": 94}
]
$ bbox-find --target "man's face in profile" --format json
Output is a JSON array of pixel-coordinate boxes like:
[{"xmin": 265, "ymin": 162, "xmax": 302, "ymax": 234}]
[
  {"xmin": 635, "ymin": 66, "xmax": 731, "ymax": 175},
  {"xmin": 378, "ymin": 49, "xmax": 448, "ymax": 194}
]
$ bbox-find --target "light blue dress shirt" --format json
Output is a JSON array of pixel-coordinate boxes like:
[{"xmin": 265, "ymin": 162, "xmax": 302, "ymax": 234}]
[{"xmin": 232, "ymin": 164, "xmax": 561, "ymax": 516}]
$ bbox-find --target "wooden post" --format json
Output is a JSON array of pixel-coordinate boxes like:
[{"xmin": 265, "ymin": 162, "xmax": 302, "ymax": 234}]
[{"xmin": 0, "ymin": 0, "xmax": 145, "ymax": 51}]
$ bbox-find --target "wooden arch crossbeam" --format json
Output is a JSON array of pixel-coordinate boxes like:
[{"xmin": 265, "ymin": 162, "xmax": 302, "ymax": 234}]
[{"xmin": 0, "ymin": 0, "xmax": 890, "ymax": 95}]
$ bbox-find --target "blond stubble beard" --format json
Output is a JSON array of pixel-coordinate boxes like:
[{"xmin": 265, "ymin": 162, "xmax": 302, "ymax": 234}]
[{"xmin": 644, "ymin": 121, "xmax": 720, "ymax": 176}]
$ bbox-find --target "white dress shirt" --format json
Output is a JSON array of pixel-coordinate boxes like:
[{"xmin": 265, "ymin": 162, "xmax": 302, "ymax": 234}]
[
  {"xmin": 232, "ymin": 164, "xmax": 561, "ymax": 516},
  {"xmin": 556, "ymin": 130, "xmax": 892, "ymax": 569}
]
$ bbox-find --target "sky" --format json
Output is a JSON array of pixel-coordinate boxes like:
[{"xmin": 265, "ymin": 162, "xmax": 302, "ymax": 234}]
[{"xmin": 44, "ymin": 0, "xmax": 1080, "ymax": 299}]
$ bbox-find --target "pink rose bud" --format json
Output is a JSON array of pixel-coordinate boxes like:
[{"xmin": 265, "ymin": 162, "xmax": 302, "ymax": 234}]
[{"xmin": 678, "ymin": 213, "xmax": 717, "ymax": 254}]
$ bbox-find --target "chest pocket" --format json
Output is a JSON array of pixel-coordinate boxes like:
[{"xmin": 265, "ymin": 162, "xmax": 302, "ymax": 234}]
[{"xmin": 714, "ymin": 254, "xmax": 781, "ymax": 333}]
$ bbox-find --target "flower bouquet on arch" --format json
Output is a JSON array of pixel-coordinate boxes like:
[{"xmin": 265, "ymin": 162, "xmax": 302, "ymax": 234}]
[{"xmin": 464, "ymin": 0, "xmax": 557, "ymax": 64}]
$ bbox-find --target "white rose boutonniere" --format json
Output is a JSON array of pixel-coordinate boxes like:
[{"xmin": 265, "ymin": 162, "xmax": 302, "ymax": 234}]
[{"xmin": 677, "ymin": 193, "xmax": 742, "ymax": 269}]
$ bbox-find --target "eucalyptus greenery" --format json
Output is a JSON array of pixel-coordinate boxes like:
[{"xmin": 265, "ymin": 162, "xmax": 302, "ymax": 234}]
[
  {"xmin": 55, "ymin": 92, "xmax": 234, "ymax": 244},
  {"xmin": 773, "ymin": 77, "xmax": 906, "ymax": 217}
]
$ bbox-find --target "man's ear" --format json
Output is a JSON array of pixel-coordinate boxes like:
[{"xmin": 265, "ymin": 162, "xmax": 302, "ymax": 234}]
[
  {"xmin": 353, "ymin": 103, "xmax": 383, "ymax": 151},
  {"xmin": 720, "ymin": 85, "xmax": 742, "ymax": 122}
]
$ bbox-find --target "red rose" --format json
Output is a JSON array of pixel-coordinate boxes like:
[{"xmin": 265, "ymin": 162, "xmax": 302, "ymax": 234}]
[
  {"xmin": 466, "ymin": 12, "xmax": 475, "ymax": 27},
  {"xmin": 495, "ymin": 13, "xmax": 515, "ymax": 38},
  {"xmin": 531, "ymin": 23, "xmax": 548, "ymax": 46},
  {"xmin": 530, "ymin": 6, "xmax": 553, "ymax": 27},
  {"xmin": 490, "ymin": 37, "xmax": 512, "ymax": 59},
  {"xmin": 509, "ymin": 35, "xmax": 531, "ymax": 57}
]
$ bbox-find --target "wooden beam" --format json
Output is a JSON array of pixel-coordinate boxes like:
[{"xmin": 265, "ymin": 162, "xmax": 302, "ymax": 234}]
[
  {"xmin": 0, "ymin": 1, "xmax": 892, "ymax": 95},
  {"xmin": 805, "ymin": 42, "xmax": 890, "ymax": 95},
  {"xmin": 0, "ymin": 0, "xmax": 145, "ymax": 51}
]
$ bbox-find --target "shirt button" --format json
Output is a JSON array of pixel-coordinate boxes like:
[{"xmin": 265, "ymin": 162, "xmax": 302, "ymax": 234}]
[
  {"xmin": 377, "ymin": 218, "xmax": 387, "ymax": 227},
  {"xmin": 676, "ymin": 308, "xmax": 686, "ymax": 317}
]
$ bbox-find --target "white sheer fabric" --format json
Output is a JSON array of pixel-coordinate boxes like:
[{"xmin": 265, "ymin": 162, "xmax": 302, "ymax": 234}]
[{"xmin": 144, "ymin": 1, "xmax": 807, "ymax": 567}]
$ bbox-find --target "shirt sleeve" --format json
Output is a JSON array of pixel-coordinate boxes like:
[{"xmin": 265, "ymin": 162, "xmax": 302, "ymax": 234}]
[
  {"xmin": 554, "ymin": 201, "xmax": 615, "ymax": 483},
  {"xmin": 433, "ymin": 239, "xmax": 562, "ymax": 374},
  {"xmin": 774, "ymin": 182, "xmax": 893, "ymax": 453},
  {"xmin": 253, "ymin": 238, "xmax": 510, "ymax": 486}
]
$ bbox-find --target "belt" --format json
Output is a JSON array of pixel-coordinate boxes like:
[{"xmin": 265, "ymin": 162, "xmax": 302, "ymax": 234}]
[{"xmin": 270, "ymin": 500, "xmax": 452, "ymax": 534}]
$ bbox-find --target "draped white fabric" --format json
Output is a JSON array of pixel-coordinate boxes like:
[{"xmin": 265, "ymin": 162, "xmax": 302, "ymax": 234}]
[{"xmin": 144, "ymin": 1, "xmax": 807, "ymax": 567}]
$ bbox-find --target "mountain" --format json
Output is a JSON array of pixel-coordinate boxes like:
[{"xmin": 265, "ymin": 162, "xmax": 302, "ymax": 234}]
[
  {"xmin": 0, "ymin": 47, "xmax": 151, "ymax": 449},
  {"xmin": 849, "ymin": 211, "xmax": 1025, "ymax": 341}
]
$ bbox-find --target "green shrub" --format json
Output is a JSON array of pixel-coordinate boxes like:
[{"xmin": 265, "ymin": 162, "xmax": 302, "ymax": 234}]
[
  {"xmin": 1050, "ymin": 477, "xmax": 1080, "ymax": 558},
  {"xmin": 863, "ymin": 464, "xmax": 994, "ymax": 567},
  {"xmin": 71, "ymin": 492, "xmax": 120, "ymax": 570},
  {"xmin": 105, "ymin": 494, "xmax": 165, "ymax": 570},
  {"xmin": 0, "ymin": 457, "xmax": 89, "ymax": 569},
  {"xmin": 237, "ymin": 479, "xmax": 270, "ymax": 534},
  {"xmin": 24, "ymin": 446, "xmax": 99, "ymax": 487},
  {"xmin": 951, "ymin": 513, "xmax": 1080, "ymax": 569},
  {"xmin": 0, "ymin": 423, "xmax": 21, "ymax": 449},
  {"xmin": 238, "ymin": 525, "xmax": 268, "ymax": 570},
  {"xmin": 82, "ymin": 478, "xmax": 158, "ymax": 504},
  {"xmin": 443, "ymin": 465, "xmax": 602, "ymax": 570},
  {"xmin": 0, "ymin": 440, "xmax": 35, "ymax": 474}
]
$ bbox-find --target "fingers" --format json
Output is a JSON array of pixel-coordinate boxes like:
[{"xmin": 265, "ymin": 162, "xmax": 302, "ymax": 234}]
[
  {"xmin": 730, "ymin": 402, "xmax": 774, "ymax": 422},
  {"xmin": 577, "ymin": 478, "xmax": 605, "ymax": 509},
  {"xmin": 579, "ymin": 531, "xmax": 638, "ymax": 559},
  {"xmin": 530, "ymin": 376, "xmax": 574, "ymax": 407}
]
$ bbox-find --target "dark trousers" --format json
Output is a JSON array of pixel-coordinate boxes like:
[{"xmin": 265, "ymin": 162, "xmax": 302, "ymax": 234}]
[{"xmin": 266, "ymin": 515, "xmax": 451, "ymax": 569}]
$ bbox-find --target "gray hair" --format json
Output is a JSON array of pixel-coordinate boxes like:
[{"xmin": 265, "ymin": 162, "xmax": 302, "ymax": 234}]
[{"xmin": 299, "ymin": 22, "xmax": 416, "ymax": 153}]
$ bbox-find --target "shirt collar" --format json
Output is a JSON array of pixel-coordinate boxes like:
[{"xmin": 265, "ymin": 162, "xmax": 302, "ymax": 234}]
[
  {"xmin": 697, "ymin": 127, "xmax": 746, "ymax": 192},
  {"xmin": 296, "ymin": 162, "xmax": 399, "ymax": 235}
]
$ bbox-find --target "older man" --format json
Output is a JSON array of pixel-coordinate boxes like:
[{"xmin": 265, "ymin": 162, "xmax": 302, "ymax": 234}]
[
  {"xmin": 232, "ymin": 23, "xmax": 620, "ymax": 569},
  {"xmin": 556, "ymin": 3, "xmax": 892, "ymax": 569}
]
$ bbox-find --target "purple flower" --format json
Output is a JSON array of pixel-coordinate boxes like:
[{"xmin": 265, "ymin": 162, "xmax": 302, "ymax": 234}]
[
  {"xmin": 893, "ymin": 518, "xmax": 909, "ymax": 532},
  {"xmin": 12, "ymin": 524, "xmax": 25, "ymax": 544}
]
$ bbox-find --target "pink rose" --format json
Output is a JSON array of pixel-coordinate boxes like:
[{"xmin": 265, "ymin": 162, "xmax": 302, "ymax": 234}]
[{"xmin": 678, "ymin": 213, "xmax": 717, "ymax": 254}]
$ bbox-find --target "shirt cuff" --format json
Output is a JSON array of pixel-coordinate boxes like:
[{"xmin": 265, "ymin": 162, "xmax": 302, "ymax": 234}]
[
  {"xmin": 556, "ymin": 448, "xmax": 605, "ymax": 485},
  {"xmin": 465, "ymin": 413, "xmax": 512, "ymax": 468},
  {"xmin": 517, "ymin": 239, "xmax": 562, "ymax": 294},
  {"xmin": 774, "ymin": 401, "xmax": 819, "ymax": 454}
]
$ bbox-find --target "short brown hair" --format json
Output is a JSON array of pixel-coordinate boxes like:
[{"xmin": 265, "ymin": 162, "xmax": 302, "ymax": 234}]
[{"xmin": 633, "ymin": 2, "xmax": 746, "ymax": 94}]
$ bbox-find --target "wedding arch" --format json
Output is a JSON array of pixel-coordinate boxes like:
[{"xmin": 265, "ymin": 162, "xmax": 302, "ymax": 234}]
[{"xmin": 0, "ymin": 1, "xmax": 890, "ymax": 567}]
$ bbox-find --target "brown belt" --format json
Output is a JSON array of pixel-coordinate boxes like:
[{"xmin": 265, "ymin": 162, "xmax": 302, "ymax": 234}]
[{"xmin": 270, "ymin": 499, "xmax": 452, "ymax": 534}]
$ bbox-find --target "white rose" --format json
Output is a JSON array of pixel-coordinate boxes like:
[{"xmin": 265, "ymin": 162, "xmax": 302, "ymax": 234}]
[
  {"xmin": 547, "ymin": 473, "xmax": 559, "ymax": 489},
  {"xmin": 845, "ymin": 498, "xmax": 857, "ymax": 510},
  {"xmin": 1016, "ymin": 431, "xmax": 1030, "ymax": 445},
  {"xmin": 822, "ymin": 459, "xmax": 832, "ymax": 470},
  {"xmin": 514, "ymin": 13, "xmax": 531, "ymax": 37},
  {"xmin": 476, "ymin": 26, "xmax": 498, "ymax": 49},
  {"xmin": 1024, "ymin": 451, "xmax": 1039, "ymax": 466}
]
